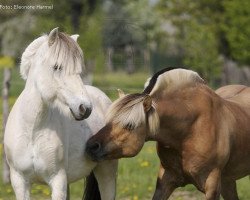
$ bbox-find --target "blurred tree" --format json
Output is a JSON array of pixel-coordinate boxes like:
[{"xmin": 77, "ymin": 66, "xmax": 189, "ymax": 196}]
[
  {"xmin": 157, "ymin": 0, "xmax": 250, "ymax": 83},
  {"xmin": 223, "ymin": 0, "xmax": 250, "ymax": 65},
  {"xmin": 79, "ymin": 9, "xmax": 105, "ymax": 80},
  {"xmin": 0, "ymin": 57, "xmax": 14, "ymax": 184},
  {"xmin": 182, "ymin": 22, "xmax": 221, "ymax": 82},
  {"xmin": 103, "ymin": 0, "xmax": 162, "ymax": 73},
  {"xmin": 156, "ymin": 0, "xmax": 224, "ymax": 82}
]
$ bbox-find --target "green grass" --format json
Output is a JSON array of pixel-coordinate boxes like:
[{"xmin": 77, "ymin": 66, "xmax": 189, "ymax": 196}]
[{"xmin": 0, "ymin": 68, "xmax": 250, "ymax": 200}]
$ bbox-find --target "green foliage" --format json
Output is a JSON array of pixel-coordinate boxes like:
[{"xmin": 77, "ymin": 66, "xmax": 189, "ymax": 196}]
[
  {"xmin": 79, "ymin": 9, "xmax": 105, "ymax": 73},
  {"xmin": 223, "ymin": 0, "xmax": 250, "ymax": 64},
  {"xmin": 183, "ymin": 21, "xmax": 221, "ymax": 82},
  {"xmin": 157, "ymin": 0, "xmax": 224, "ymax": 82},
  {"xmin": 0, "ymin": 56, "xmax": 14, "ymax": 69}
]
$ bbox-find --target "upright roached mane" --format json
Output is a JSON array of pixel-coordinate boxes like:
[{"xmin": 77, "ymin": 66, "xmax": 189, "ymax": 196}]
[
  {"xmin": 20, "ymin": 32, "xmax": 84, "ymax": 80},
  {"xmin": 106, "ymin": 68, "xmax": 204, "ymax": 135},
  {"xmin": 144, "ymin": 68, "xmax": 204, "ymax": 95}
]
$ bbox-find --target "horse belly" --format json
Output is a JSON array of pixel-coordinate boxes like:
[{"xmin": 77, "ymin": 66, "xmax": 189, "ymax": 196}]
[
  {"xmin": 223, "ymin": 142, "xmax": 250, "ymax": 179},
  {"xmin": 223, "ymin": 155, "xmax": 250, "ymax": 179}
]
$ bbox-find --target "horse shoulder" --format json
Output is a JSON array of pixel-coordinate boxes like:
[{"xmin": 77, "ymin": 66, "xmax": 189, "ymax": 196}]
[{"xmin": 181, "ymin": 93, "xmax": 231, "ymax": 175}]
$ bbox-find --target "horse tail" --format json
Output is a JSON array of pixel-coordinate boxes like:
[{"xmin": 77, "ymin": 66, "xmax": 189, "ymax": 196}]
[{"xmin": 82, "ymin": 171, "xmax": 101, "ymax": 200}]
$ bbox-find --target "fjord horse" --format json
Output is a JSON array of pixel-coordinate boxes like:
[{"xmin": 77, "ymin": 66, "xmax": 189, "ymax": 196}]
[
  {"xmin": 4, "ymin": 28, "xmax": 117, "ymax": 200},
  {"xmin": 86, "ymin": 68, "xmax": 250, "ymax": 200}
]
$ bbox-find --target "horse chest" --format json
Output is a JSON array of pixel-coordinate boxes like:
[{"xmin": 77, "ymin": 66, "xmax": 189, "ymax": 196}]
[
  {"xmin": 32, "ymin": 134, "xmax": 64, "ymax": 174},
  {"xmin": 14, "ymin": 131, "xmax": 64, "ymax": 179}
]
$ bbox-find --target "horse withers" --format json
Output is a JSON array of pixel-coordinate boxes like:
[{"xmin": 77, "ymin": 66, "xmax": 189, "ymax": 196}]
[
  {"xmin": 4, "ymin": 28, "xmax": 117, "ymax": 200},
  {"xmin": 86, "ymin": 68, "xmax": 250, "ymax": 200}
]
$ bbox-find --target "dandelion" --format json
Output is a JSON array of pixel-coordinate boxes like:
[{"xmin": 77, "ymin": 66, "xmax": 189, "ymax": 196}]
[
  {"xmin": 146, "ymin": 146, "xmax": 154, "ymax": 154},
  {"xmin": 148, "ymin": 186, "xmax": 153, "ymax": 191},
  {"xmin": 133, "ymin": 195, "xmax": 139, "ymax": 200},
  {"xmin": 140, "ymin": 161, "xmax": 149, "ymax": 167},
  {"xmin": 7, "ymin": 188, "xmax": 12, "ymax": 193}
]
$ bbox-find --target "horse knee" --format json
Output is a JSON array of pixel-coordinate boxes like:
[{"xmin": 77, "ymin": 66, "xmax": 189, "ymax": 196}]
[
  {"xmin": 49, "ymin": 169, "xmax": 67, "ymax": 200},
  {"xmin": 205, "ymin": 169, "xmax": 221, "ymax": 200},
  {"xmin": 153, "ymin": 173, "xmax": 180, "ymax": 200},
  {"xmin": 10, "ymin": 169, "xmax": 30, "ymax": 200},
  {"xmin": 205, "ymin": 189, "xmax": 220, "ymax": 200}
]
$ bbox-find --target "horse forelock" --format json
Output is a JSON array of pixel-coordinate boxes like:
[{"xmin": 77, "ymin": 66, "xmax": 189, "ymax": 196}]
[
  {"xmin": 106, "ymin": 93, "xmax": 160, "ymax": 134},
  {"xmin": 144, "ymin": 68, "xmax": 204, "ymax": 96},
  {"xmin": 20, "ymin": 32, "xmax": 84, "ymax": 80},
  {"xmin": 47, "ymin": 32, "xmax": 83, "ymax": 75},
  {"xmin": 106, "ymin": 93, "xmax": 145, "ymax": 128}
]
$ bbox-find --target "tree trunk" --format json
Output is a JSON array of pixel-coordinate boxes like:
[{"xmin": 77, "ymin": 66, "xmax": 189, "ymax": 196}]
[
  {"xmin": 143, "ymin": 48, "xmax": 150, "ymax": 70},
  {"xmin": 2, "ymin": 68, "xmax": 11, "ymax": 183},
  {"xmin": 83, "ymin": 60, "xmax": 95, "ymax": 85},
  {"xmin": 125, "ymin": 45, "xmax": 135, "ymax": 74},
  {"xmin": 106, "ymin": 47, "xmax": 114, "ymax": 72},
  {"xmin": 71, "ymin": 0, "xmax": 83, "ymax": 33}
]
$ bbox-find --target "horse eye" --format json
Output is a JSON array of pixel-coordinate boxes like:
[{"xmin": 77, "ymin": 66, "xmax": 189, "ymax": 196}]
[{"xmin": 124, "ymin": 123, "xmax": 135, "ymax": 131}]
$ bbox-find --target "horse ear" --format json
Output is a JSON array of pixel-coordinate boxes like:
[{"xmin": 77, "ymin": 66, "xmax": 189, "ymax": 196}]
[
  {"xmin": 143, "ymin": 95, "xmax": 152, "ymax": 112},
  {"xmin": 71, "ymin": 34, "xmax": 79, "ymax": 42},
  {"xmin": 117, "ymin": 89, "xmax": 125, "ymax": 98},
  {"xmin": 48, "ymin": 27, "xmax": 59, "ymax": 46}
]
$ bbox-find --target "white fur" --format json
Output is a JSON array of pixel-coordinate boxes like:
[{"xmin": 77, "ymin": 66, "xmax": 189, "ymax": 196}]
[{"xmin": 4, "ymin": 29, "xmax": 117, "ymax": 200}]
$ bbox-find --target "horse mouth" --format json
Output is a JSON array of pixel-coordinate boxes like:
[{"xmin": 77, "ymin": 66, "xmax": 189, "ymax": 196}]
[{"xmin": 86, "ymin": 151, "xmax": 108, "ymax": 162}]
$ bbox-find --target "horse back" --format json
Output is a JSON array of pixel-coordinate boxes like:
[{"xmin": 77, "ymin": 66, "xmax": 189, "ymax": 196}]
[
  {"xmin": 216, "ymin": 85, "xmax": 250, "ymax": 179},
  {"xmin": 216, "ymin": 84, "xmax": 250, "ymax": 112}
]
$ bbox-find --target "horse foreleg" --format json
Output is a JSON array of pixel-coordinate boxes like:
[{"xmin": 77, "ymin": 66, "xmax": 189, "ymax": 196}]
[
  {"xmin": 221, "ymin": 178, "xmax": 239, "ymax": 200},
  {"xmin": 49, "ymin": 169, "xmax": 67, "ymax": 200},
  {"xmin": 93, "ymin": 160, "xmax": 118, "ymax": 200},
  {"xmin": 152, "ymin": 165, "xmax": 179, "ymax": 200},
  {"xmin": 204, "ymin": 168, "xmax": 221, "ymax": 200},
  {"xmin": 10, "ymin": 168, "xmax": 30, "ymax": 200}
]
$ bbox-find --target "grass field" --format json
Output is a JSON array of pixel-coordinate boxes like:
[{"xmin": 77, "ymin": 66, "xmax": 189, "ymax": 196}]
[{"xmin": 0, "ymin": 68, "xmax": 249, "ymax": 200}]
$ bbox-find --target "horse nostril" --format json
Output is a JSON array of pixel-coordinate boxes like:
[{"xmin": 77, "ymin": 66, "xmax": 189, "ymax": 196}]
[
  {"xmin": 89, "ymin": 142, "xmax": 101, "ymax": 153},
  {"xmin": 79, "ymin": 105, "xmax": 92, "ymax": 119},
  {"xmin": 79, "ymin": 104, "xmax": 86, "ymax": 115}
]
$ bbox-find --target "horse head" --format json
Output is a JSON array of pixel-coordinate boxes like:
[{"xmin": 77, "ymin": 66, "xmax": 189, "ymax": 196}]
[
  {"xmin": 86, "ymin": 93, "xmax": 159, "ymax": 161},
  {"xmin": 20, "ymin": 27, "xmax": 92, "ymax": 120}
]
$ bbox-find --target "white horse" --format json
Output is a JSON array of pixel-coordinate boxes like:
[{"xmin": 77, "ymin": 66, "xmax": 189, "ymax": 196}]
[{"xmin": 4, "ymin": 28, "xmax": 117, "ymax": 200}]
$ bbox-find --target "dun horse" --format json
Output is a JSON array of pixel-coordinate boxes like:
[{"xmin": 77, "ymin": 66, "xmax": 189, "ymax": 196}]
[
  {"xmin": 86, "ymin": 68, "xmax": 250, "ymax": 200},
  {"xmin": 4, "ymin": 28, "xmax": 117, "ymax": 200}
]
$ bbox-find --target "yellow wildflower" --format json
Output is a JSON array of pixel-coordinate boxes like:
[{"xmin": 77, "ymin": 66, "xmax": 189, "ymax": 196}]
[
  {"xmin": 133, "ymin": 195, "xmax": 139, "ymax": 200},
  {"xmin": 140, "ymin": 161, "xmax": 149, "ymax": 167}
]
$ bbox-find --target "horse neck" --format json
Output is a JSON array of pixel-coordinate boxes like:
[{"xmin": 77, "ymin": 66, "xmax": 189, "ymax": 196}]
[
  {"xmin": 19, "ymin": 79, "xmax": 61, "ymax": 139},
  {"xmin": 152, "ymin": 85, "xmax": 210, "ymax": 149}
]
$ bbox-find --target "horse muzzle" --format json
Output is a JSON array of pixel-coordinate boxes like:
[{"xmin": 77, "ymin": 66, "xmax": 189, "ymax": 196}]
[
  {"xmin": 85, "ymin": 141, "xmax": 107, "ymax": 161},
  {"xmin": 70, "ymin": 104, "xmax": 92, "ymax": 121}
]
